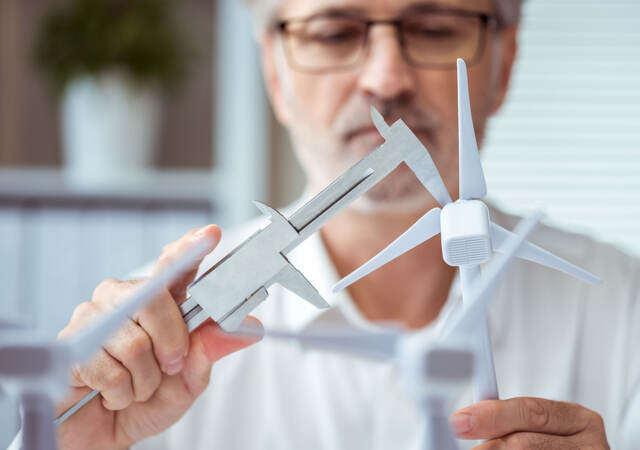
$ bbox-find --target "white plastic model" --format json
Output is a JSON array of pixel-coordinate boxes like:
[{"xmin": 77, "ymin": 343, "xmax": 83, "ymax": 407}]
[
  {"xmin": 238, "ymin": 212, "xmax": 542, "ymax": 450},
  {"xmin": 440, "ymin": 200, "xmax": 491, "ymax": 266},
  {"xmin": 333, "ymin": 59, "xmax": 602, "ymax": 403}
]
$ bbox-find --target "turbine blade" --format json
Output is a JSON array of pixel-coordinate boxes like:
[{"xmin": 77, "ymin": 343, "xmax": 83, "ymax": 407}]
[
  {"xmin": 490, "ymin": 223, "xmax": 602, "ymax": 284},
  {"xmin": 234, "ymin": 323, "xmax": 402, "ymax": 360},
  {"xmin": 405, "ymin": 148, "xmax": 453, "ymax": 207},
  {"xmin": 457, "ymin": 58, "xmax": 487, "ymax": 200},
  {"xmin": 67, "ymin": 238, "xmax": 213, "ymax": 364},
  {"xmin": 333, "ymin": 207, "xmax": 442, "ymax": 292},
  {"xmin": 272, "ymin": 257, "xmax": 330, "ymax": 309},
  {"xmin": 443, "ymin": 212, "xmax": 542, "ymax": 339}
]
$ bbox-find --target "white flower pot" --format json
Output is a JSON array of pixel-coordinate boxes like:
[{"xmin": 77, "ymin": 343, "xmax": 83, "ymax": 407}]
[{"xmin": 61, "ymin": 72, "xmax": 161, "ymax": 187}]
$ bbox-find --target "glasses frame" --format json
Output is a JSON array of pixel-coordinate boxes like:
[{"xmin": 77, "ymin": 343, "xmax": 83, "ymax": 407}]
[{"xmin": 273, "ymin": 7, "xmax": 499, "ymax": 74}]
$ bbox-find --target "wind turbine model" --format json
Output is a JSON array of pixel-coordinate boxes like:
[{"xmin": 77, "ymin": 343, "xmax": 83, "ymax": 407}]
[
  {"xmin": 0, "ymin": 238, "xmax": 211, "ymax": 450},
  {"xmin": 236, "ymin": 213, "xmax": 543, "ymax": 450},
  {"xmin": 332, "ymin": 59, "xmax": 601, "ymax": 403}
]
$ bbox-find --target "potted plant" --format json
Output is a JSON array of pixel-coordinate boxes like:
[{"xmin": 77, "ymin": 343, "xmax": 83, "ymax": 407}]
[{"xmin": 36, "ymin": 0, "xmax": 186, "ymax": 187}]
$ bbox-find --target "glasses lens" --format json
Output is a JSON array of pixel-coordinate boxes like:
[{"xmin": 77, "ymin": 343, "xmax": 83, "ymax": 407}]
[
  {"xmin": 283, "ymin": 16, "xmax": 367, "ymax": 72},
  {"xmin": 402, "ymin": 12, "xmax": 483, "ymax": 68}
]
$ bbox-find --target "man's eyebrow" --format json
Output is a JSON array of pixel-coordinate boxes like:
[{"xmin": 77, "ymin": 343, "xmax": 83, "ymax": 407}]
[
  {"xmin": 400, "ymin": 2, "xmax": 490, "ymax": 16},
  {"xmin": 280, "ymin": 6, "xmax": 367, "ymax": 22},
  {"xmin": 279, "ymin": 2, "xmax": 483, "ymax": 23}
]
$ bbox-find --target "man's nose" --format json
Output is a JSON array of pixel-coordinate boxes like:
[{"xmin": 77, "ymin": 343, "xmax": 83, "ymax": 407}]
[{"xmin": 358, "ymin": 26, "xmax": 417, "ymax": 102}]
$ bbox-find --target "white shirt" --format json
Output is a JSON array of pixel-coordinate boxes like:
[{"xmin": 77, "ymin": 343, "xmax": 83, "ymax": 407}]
[{"xmin": 132, "ymin": 205, "xmax": 640, "ymax": 450}]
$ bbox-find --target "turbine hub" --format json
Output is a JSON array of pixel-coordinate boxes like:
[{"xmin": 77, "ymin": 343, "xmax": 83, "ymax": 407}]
[{"xmin": 441, "ymin": 200, "xmax": 491, "ymax": 266}]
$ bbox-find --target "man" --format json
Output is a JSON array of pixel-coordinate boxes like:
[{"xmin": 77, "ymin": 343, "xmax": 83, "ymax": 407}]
[{"xmin": 50, "ymin": 0, "xmax": 638, "ymax": 449}]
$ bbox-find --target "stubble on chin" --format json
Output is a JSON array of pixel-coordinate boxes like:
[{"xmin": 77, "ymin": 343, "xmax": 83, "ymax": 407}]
[{"xmin": 283, "ymin": 90, "xmax": 457, "ymax": 214}]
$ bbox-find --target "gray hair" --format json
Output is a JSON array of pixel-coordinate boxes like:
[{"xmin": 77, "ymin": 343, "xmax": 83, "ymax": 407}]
[{"xmin": 241, "ymin": 0, "xmax": 525, "ymax": 33}]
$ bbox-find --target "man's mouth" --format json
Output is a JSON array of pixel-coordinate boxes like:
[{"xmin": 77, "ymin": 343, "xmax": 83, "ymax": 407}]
[
  {"xmin": 345, "ymin": 124, "xmax": 434, "ymax": 154},
  {"xmin": 345, "ymin": 125, "xmax": 382, "ymax": 142},
  {"xmin": 344, "ymin": 126, "xmax": 386, "ymax": 158}
]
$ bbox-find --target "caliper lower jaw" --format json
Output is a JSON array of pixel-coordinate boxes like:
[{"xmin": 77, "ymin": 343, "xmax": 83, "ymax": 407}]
[{"xmin": 216, "ymin": 287, "xmax": 269, "ymax": 331}]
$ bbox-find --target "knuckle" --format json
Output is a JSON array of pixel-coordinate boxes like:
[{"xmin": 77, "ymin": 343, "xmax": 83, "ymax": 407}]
[
  {"xmin": 92, "ymin": 278, "xmax": 119, "ymax": 300},
  {"xmin": 521, "ymin": 398, "xmax": 549, "ymax": 429},
  {"xmin": 128, "ymin": 332, "xmax": 153, "ymax": 359},
  {"xmin": 134, "ymin": 388, "xmax": 153, "ymax": 403},
  {"xmin": 143, "ymin": 286, "xmax": 171, "ymax": 311},
  {"xmin": 160, "ymin": 241, "xmax": 178, "ymax": 258},
  {"xmin": 71, "ymin": 301, "xmax": 99, "ymax": 322},
  {"xmin": 483, "ymin": 401, "xmax": 503, "ymax": 429},
  {"xmin": 59, "ymin": 302, "xmax": 99, "ymax": 339},
  {"xmin": 103, "ymin": 367, "xmax": 131, "ymax": 392},
  {"xmin": 103, "ymin": 394, "xmax": 132, "ymax": 411},
  {"xmin": 134, "ymin": 371, "xmax": 161, "ymax": 403}
]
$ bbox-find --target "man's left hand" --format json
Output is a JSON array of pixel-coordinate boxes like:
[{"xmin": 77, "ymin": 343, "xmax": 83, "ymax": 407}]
[{"xmin": 450, "ymin": 397, "xmax": 610, "ymax": 449}]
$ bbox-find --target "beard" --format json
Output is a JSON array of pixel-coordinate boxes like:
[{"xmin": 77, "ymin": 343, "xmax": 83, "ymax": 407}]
[
  {"xmin": 352, "ymin": 164, "xmax": 436, "ymax": 213},
  {"xmin": 287, "ymin": 95, "xmax": 458, "ymax": 214}
]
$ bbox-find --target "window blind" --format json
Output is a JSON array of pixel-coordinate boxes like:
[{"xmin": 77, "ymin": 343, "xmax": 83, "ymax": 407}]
[{"xmin": 482, "ymin": 0, "xmax": 640, "ymax": 256}]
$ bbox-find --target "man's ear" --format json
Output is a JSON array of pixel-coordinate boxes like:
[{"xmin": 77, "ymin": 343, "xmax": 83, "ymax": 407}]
[
  {"xmin": 490, "ymin": 26, "xmax": 518, "ymax": 115},
  {"xmin": 260, "ymin": 33, "xmax": 291, "ymax": 126}
]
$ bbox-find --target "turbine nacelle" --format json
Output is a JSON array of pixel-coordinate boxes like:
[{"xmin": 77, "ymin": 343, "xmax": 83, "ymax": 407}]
[
  {"xmin": 0, "ymin": 340, "xmax": 71, "ymax": 402},
  {"xmin": 398, "ymin": 330, "xmax": 475, "ymax": 401},
  {"xmin": 441, "ymin": 200, "xmax": 491, "ymax": 267}
]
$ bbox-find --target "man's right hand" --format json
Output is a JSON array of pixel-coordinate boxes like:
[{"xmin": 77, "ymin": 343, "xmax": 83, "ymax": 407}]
[{"xmin": 55, "ymin": 225, "xmax": 263, "ymax": 450}]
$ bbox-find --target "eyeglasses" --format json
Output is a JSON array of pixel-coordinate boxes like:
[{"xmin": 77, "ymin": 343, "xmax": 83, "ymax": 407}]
[{"xmin": 274, "ymin": 8, "xmax": 498, "ymax": 73}]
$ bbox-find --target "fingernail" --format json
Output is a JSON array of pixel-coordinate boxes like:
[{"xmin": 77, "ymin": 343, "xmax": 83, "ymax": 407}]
[
  {"xmin": 450, "ymin": 412, "xmax": 475, "ymax": 435},
  {"xmin": 165, "ymin": 356, "xmax": 184, "ymax": 376}
]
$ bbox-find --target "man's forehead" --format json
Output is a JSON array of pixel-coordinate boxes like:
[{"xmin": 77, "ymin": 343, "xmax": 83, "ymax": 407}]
[{"xmin": 279, "ymin": 0, "xmax": 495, "ymax": 18}]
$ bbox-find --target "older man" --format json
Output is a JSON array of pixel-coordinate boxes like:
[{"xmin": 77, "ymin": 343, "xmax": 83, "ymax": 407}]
[{"xmin": 51, "ymin": 0, "xmax": 638, "ymax": 449}]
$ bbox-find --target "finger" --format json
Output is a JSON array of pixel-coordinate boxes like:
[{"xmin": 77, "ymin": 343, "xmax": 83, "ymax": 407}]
[
  {"xmin": 110, "ymin": 316, "xmax": 264, "ymax": 439},
  {"xmin": 472, "ymin": 432, "xmax": 577, "ymax": 450},
  {"xmin": 92, "ymin": 278, "xmax": 189, "ymax": 377},
  {"xmin": 135, "ymin": 287, "xmax": 190, "ymax": 375},
  {"xmin": 71, "ymin": 349, "xmax": 134, "ymax": 411},
  {"xmin": 181, "ymin": 316, "xmax": 263, "ymax": 397},
  {"xmin": 102, "ymin": 320, "xmax": 162, "ymax": 402},
  {"xmin": 61, "ymin": 300, "xmax": 136, "ymax": 410},
  {"xmin": 450, "ymin": 397, "xmax": 593, "ymax": 440},
  {"xmin": 153, "ymin": 224, "xmax": 221, "ymax": 302}
]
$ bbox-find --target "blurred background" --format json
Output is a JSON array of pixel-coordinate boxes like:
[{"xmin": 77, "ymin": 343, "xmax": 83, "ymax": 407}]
[{"xmin": 0, "ymin": 0, "xmax": 638, "ymax": 445}]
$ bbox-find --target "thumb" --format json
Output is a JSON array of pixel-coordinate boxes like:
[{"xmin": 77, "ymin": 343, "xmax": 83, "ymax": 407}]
[
  {"xmin": 153, "ymin": 224, "xmax": 222, "ymax": 302},
  {"xmin": 180, "ymin": 316, "xmax": 263, "ymax": 394}
]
